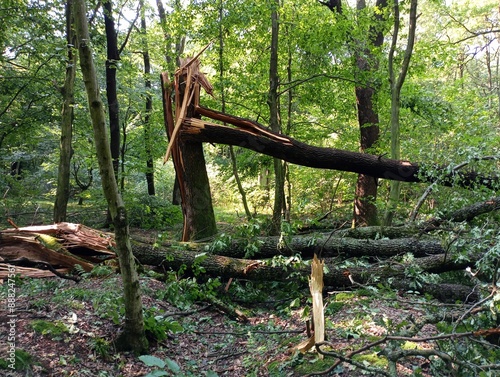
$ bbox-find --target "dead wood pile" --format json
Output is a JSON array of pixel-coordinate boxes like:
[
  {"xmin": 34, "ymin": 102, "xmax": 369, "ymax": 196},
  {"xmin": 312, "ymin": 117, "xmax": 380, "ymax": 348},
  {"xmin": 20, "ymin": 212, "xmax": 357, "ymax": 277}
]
[{"xmin": 0, "ymin": 222, "xmax": 115, "ymax": 279}]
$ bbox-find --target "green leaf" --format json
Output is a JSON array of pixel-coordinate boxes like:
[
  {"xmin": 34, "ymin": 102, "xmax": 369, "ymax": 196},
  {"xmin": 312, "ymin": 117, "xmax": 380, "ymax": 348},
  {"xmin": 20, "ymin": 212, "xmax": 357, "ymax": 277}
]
[
  {"xmin": 164, "ymin": 358, "xmax": 181, "ymax": 373},
  {"xmin": 139, "ymin": 355, "xmax": 166, "ymax": 368}
]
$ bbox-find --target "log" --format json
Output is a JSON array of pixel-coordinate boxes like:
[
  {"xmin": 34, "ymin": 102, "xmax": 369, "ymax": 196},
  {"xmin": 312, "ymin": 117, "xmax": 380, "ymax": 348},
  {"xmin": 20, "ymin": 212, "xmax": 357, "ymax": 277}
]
[
  {"xmin": 180, "ymin": 108, "xmax": 499, "ymax": 190},
  {"xmin": 134, "ymin": 235, "xmax": 446, "ymax": 260},
  {"xmin": 132, "ymin": 242, "xmax": 479, "ymax": 303},
  {"xmin": 0, "ymin": 223, "xmax": 115, "ymax": 278}
]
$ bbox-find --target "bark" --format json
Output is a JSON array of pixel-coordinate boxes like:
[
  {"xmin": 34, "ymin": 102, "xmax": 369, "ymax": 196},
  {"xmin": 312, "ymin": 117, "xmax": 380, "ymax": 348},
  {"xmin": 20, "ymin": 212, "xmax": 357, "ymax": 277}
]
[
  {"xmin": 268, "ymin": 0, "xmax": 285, "ymax": 235},
  {"xmin": 425, "ymin": 196, "xmax": 500, "ymax": 227},
  {"xmin": 351, "ymin": 0, "xmax": 388, "ymax": 226},
  {"xmin": 74, "ymin": 0, "xmax": 148, "ymax": 353},
  {"xmin": 140, "ymin": 1, "xmax": 155, "ymax": 196},
  {"xmin": 103, "ymin": 0, "xmax": 121, "ymax": 178},
  {"xmin": 132, "ymin": 233, "xmax": 445, "ymax": 260},
  {"xmin": 132, "ymin": 242, "xmax": 479, "ymax": 303},
  {"xmin": 54, "ymin": 0, "xmax": 77, "ymax": 223},
  {"xmin": 180, "ymin": 112, "xmax": 499, "ymax": 190},
  {"xmin": 384, "ymin": 0, "xmax": 418, "ymax": 226},
  {"xmin": 160, "ymin": 68, "xmax": 217, "ymax": 241}
]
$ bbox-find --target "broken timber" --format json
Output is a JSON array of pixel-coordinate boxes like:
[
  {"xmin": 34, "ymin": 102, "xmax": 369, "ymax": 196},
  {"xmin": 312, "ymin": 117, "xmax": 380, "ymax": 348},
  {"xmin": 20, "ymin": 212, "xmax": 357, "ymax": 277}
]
[
  {"xmin": 0, "ymin": 222, "xmax": 115, "ymax": 279},
  {"xmin": 161, "ymin": 59, "xmax": 500, "ymax": 189}
]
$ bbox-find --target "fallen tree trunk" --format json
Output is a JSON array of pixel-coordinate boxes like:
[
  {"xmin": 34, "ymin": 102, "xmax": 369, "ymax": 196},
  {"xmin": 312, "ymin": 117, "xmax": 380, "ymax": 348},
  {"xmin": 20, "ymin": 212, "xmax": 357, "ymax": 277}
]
[
  {"xmin": 132, "ymin": 234, "xmax": 446, "ymax": 260},
  {"xmin": 181, "ymin": 107, "xmax": 499, "ymax": 190},
  {"xmin": 132, "ymin": 241, "xmax": 479, "ymax": 302}
]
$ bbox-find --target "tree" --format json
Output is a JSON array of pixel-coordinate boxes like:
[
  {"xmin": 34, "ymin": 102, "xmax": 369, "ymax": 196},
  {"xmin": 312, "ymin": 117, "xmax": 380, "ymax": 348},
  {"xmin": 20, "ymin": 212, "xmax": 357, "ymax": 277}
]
[
  {"xmin": 103, "ymin": 0, "xmax": 122, "ymax": 180},
  {"xmin": 140, "ymin": 0, "xmax": 155, "ymax": 196},
  {"xmin": 268, "ymin": 0, "xmax": 285, "ymax": 235},
  {"xmin": 383, "ymin": 0, "xmax": 418, "ymax": 226},
  {"xmin": 73, "ymin": 0, "xmax": 148, "ymax": 353},
  {"xmin": 321, "ymin": 0, "xmax": 388, "ymax": 226},
  {"xmin": 54, "ymin": 0, "xmax": 78, "ymax": 223}
]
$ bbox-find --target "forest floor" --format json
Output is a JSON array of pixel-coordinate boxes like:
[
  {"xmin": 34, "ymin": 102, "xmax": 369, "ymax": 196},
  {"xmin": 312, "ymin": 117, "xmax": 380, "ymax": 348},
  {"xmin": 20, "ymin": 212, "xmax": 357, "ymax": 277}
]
[{"xmin": 0, "ymin": 228, "xmax": 444, "ymax": 377}]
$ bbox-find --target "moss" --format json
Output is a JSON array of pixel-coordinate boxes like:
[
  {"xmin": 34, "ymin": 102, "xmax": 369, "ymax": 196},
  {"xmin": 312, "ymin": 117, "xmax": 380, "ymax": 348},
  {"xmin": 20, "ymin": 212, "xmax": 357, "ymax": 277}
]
[
  {"xmin": 352, "ymin": 352, "xmax": 388, "ymax": 368},
  {"xmin": 31, "ymin": 320, "xmax": 69, "ymax": 338},
  {"xmin": 334, "ymin": 292, "xmax": 356, "ymax": 302},
  {"xmin": 293, "ymin": 356, "xmax": 337, "ymax": 374}
]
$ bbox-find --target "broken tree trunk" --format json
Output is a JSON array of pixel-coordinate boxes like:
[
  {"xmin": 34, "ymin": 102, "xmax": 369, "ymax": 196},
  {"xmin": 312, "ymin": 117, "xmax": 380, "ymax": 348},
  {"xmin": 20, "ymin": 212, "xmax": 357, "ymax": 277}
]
[
  {"xmin": 131, "ymin": 241, "xmax": 479, "ymax": 303},
  {"xmin": 160, "ymin": 62, "xmax": 216, "ymax": 241},
  {"xmin": 0, "ymin": 223, "xmax": 115, "ymax": 278},
  {"xmin": 181, "ymin": 106, "xmax": 499, "ymax": 191}
]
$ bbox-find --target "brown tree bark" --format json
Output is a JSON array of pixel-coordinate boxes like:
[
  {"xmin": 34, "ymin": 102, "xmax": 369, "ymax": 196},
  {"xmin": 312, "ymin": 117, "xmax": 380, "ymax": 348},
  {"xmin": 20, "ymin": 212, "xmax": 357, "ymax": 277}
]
[
  {"xmin": 179, "ymin": 113, "xmax": 499, "ymax": 190},
  {"xmin": 160, "ymin": 69, "xmax": 217, "ymax": 241},
  {"xmin": 351, "ymin": 0, "xmax": 388, "ymax": 227}
]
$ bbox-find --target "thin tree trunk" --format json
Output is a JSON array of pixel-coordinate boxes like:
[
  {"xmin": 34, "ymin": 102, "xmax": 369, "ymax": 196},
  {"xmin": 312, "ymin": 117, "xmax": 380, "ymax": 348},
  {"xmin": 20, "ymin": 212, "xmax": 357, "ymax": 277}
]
[
  {"xmin": 218, "ymin": 0, "xmax": 252, "ymax": 220},
  {"xmin": 103, "ymin": 0, "xmax": 121, "ymax": 179},
  {"xmin": 384, "ymin": 0, "xmax": 418, "ymax": 226},
  {"xmin": 268, "ymin": 0, "xmax": 285, "ymax": 235},
  {"xmin": 156, "ymin": 0, "xmax": 185, "ymax": 204},
  {"xmin": 73, "ymin": 0, "xmax": 148, "ymax": 353},
  {"xmin": 54, "ymin": 0, "xmax": 77, "ymax": 223},
  {"xmin": 352, "ymin": 0, "xmax": 388, "ymax": 226},
  {"xmin": 140, "ymin": 0, "xmax": 155, "ymax": 196}
]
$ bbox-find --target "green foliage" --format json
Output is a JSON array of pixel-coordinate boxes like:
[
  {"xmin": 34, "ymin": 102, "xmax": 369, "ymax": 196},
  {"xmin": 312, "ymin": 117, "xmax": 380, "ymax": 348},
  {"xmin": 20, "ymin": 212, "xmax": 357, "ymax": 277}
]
[
  {"xmin": 126, "ymin": 194, "xmax": 182, "ymax": 230},
  {"xmin": 31, "ymin": 319, "xmax": 69, "ymax": 339},
  {"xmin": 143, "ymin": 307, "xmax": 183, "ymax": 342},
  {"xmin": 0, "ymin": 349, "xmax": 34, "ymax": 371},
  {"xmin": 88, "ymin": 337, "xmax": 111, "ymax": 361},
  {"xmin": 139, "ymin": 355, "xmax": 219, "ymax": 377}
]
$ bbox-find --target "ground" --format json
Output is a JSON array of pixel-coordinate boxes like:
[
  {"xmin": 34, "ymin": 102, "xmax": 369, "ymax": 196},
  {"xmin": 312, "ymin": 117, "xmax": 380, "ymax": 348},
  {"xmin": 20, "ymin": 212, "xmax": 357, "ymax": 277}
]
[
  {"xmin": 0, "ymin": 268, "xmax": 446, "ymax": 377},
  {"xmin": 0, "ymin": 229, "xmax": 453, "ymax": 376}
]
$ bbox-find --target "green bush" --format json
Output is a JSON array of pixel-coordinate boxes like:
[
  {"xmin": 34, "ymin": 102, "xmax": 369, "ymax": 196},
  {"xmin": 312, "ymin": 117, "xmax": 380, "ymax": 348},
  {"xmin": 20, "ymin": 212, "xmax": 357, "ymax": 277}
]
[{"xmin": 126, "ymin": 195, "xmax": 182, "ymax": 229}]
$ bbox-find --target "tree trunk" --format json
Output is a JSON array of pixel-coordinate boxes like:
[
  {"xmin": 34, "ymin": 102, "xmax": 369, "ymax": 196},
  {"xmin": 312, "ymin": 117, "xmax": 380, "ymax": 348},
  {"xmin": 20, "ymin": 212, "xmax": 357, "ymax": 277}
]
[
  {"xmin": 131, "ymin": 242, "xmax": 479, "ymax": 303},
  {"xmin": 384, "ymin": 0, "xmax": 418, "ymax": 226},
  {"xmin": 54, "ymin": 0, "xmax": 77, "ymax": 223},
  {"xmin": 140, "ymin": 1, "xmax": 155, "ymax": 196},
  {"xmin": 179, "ymin": 113, "xmax": 499, "ymax": 191},
  {"xmin": 74, "ymin": 0, "xmax": 148, "ymax": 354},
  {"xmin": 136, "ymin": 234, "xmax": 445, "ymax": 260},
  {"xmin": 218, "ymin": 2, "xmax": 252, "ymax": 220},
  {"xmin": 268, "ymin": 0, "xmax": 285, "ymax": 235},
  {"xmin": 103, "ymin": 0, "xmax": 121, "ymax": 179},
  {"xmin": 351, "ymin": 0, "xmax": 388, "ymax": 226},
  {"xmin": 160, "ymin": 69, "xmax": 217, "ymax": 241}
]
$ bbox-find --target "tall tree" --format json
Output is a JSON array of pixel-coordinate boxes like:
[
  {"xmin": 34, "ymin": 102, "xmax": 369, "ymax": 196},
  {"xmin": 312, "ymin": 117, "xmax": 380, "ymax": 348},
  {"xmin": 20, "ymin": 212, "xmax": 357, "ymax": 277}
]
[
  {"xmin": 268, "ymin": 0, "xmax": 285, "ymax": 235},
  {"xmin": 352, "ymin": 0, "xmax": 388, "ymax": 226},
  {"xmin": 73, "ymin": 0, "xmax": 148, "ymax": 353},
  {"xmin": 54, "ymin": 0, "xmax": 77, "ymax": 223},
  {"xmin": 383, "ymin": 0, "xmax": 418, "ymax": 225},
  {"xmin": 322, "ymin": 0, "xmax": 388, "ymax": 226},
  {"xmin": 140, "ymin": 0, "xmax": 155, "ymax": 196},
  {"xmin": 218, "ymin": 0, "xmax": 252, "ymax": 220},
  {"xmin": 103, "ymin": 0, "xmax": 121, "ymax": 179}
]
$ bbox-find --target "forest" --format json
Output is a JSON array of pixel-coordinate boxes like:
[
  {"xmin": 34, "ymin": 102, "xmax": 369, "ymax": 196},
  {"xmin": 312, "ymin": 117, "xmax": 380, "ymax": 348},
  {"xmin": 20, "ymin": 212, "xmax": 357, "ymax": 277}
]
[{"xmin": 1, "ymin": 0, "xmax": 500, "ymax": 376}]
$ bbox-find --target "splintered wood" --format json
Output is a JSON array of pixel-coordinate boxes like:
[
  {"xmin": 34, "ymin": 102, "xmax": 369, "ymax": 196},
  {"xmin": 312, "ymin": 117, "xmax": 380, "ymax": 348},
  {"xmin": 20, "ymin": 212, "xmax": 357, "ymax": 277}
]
[
  {"xmin": 293, "ymin": 253, "xmax": 326, "ymax": 356},
  {"xmin": 0, "ymin": 222, "xmax": 116, "ymax": 279},
  {"xmin": 163, "ymin": 46, "xmax": 213, "ymax": 163}
]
